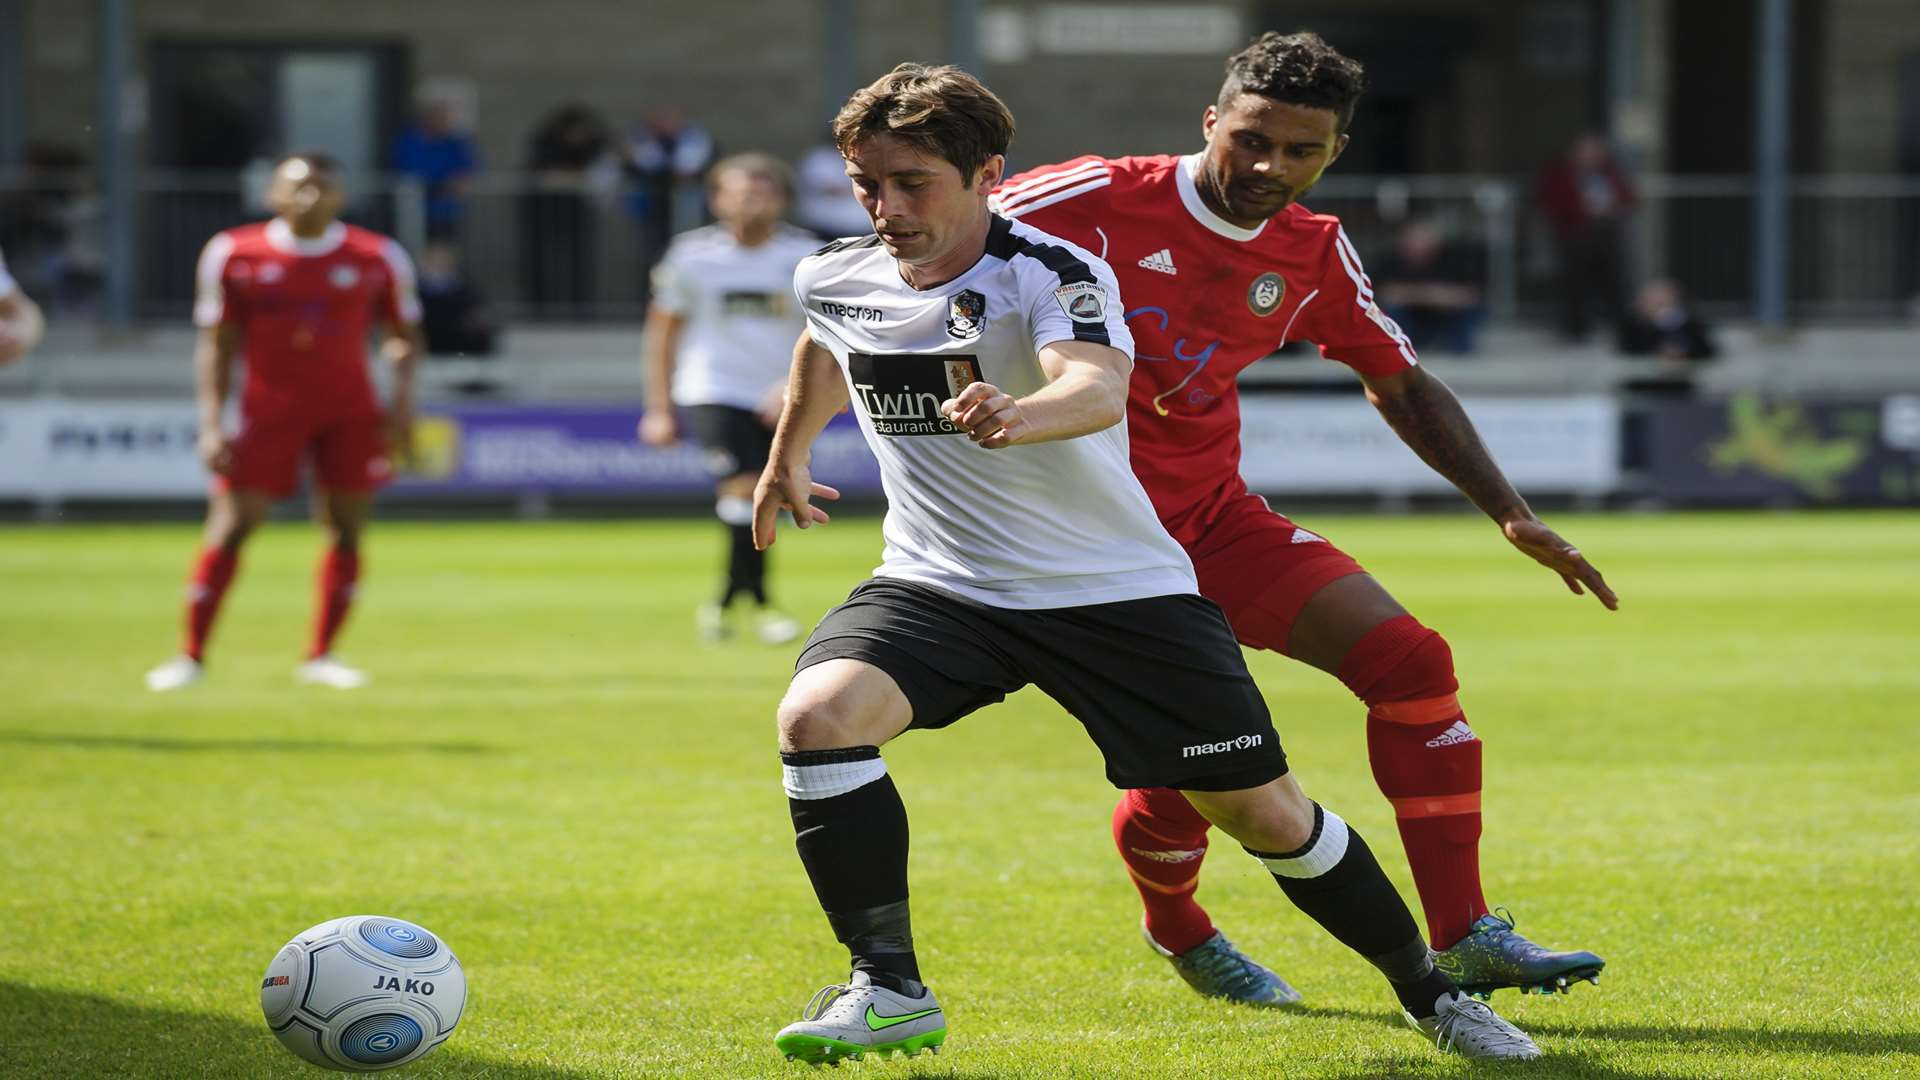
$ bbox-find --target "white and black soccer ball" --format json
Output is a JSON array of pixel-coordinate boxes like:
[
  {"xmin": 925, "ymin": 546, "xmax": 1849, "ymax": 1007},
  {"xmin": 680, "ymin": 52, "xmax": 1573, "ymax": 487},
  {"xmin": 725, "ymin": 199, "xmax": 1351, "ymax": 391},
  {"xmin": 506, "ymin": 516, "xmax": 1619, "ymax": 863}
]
[{"xmin": 261, "ymin": 915, "xmax": 466, "ymax": 1072}]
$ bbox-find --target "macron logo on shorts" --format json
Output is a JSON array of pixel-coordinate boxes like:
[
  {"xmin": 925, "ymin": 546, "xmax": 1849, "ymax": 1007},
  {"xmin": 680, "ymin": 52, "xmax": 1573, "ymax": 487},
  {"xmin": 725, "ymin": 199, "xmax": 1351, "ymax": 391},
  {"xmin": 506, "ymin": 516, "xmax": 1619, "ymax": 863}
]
[
  {"xmin": 1425, "ymin": 720, "xmax": 1478, "ymax": 748},
  {"xmin": 1182, "ymin": 734, "xmax": 1263, "ymax": 759}
]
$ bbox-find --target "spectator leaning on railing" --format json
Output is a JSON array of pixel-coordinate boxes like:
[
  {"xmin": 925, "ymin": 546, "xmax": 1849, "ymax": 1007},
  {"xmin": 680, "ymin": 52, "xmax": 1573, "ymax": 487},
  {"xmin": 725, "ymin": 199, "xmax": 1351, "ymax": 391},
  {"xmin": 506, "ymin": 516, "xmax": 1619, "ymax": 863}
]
[
  {"xmin": 392, "ymin": 97, "xmax": 478, "ymax": 242},
  {"xmin": 1372, "ymin": 221, "xmax": 1487, "ymax": 356}
]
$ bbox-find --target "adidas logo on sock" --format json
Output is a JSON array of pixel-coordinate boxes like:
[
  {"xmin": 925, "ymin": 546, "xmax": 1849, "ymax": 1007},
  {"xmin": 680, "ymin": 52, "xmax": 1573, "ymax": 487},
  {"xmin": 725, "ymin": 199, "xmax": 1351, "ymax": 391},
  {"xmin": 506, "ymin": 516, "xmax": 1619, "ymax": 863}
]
[
  {"xmin": 1137, "ymin": 248, "xmax": 1177, "ymax": 275},
  {"xmin": 1425, "ymin": 720, "xmax": 1478, "ymax": 748}
]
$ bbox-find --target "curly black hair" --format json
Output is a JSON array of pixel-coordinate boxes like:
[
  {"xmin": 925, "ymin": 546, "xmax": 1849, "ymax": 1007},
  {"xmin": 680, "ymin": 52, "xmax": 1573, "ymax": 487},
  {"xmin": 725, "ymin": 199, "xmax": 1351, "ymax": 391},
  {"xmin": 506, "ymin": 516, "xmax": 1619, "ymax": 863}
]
[{"xmin": 1219, "ymin": 31, "xmax": 1367, "ymax": 132}]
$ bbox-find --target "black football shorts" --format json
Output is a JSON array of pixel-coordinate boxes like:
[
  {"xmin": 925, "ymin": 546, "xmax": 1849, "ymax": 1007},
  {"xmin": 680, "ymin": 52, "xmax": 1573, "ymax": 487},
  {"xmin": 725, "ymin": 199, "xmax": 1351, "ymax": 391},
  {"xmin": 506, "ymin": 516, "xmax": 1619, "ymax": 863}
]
[
  {"xmin": 795, "ymin": 577, "xmax": 1289, "ymax": 791},
  {"xmin": 684, "ymin": 404, "xmax": 773, "ymax": 480}
]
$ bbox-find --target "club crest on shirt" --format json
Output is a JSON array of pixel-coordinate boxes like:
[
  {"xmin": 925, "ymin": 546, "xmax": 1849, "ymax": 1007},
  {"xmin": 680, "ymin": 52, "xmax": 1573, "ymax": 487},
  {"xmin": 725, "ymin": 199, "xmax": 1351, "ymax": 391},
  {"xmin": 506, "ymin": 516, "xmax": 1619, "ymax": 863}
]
[
  {"xmin": 946, "ymin": 289, "xmax": 987, "ymax": 339},
  {"xmin": 330, "ymin": 265, "xmax": 361, "ymax": 289},
  {"xmin": 1054, "ymin": 281, "xmax": 1107, "ymax": 324},
  {"xmin": 1247, "ymin": 272, "xmax": 1285, "ymax": 317}
]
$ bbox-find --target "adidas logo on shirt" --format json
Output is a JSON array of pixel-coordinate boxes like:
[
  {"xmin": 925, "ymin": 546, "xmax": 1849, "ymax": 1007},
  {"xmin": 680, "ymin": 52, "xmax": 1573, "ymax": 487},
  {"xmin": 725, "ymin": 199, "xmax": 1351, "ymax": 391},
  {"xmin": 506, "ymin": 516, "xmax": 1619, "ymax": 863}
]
[
  {"xmin": 1425, "ymin": 720, "xmax": 1478, "ymax": 748},
  {"xmin": 1137, "ymin": 249, "xmax": 1177, "ymax": 275}
]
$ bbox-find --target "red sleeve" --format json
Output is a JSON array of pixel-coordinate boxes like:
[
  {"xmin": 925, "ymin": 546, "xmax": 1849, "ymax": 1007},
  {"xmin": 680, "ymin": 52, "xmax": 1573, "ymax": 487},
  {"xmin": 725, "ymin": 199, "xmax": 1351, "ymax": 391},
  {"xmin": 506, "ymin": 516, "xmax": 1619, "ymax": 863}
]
[
  {"xmin": 991, "ymin": 155, "xmax": 1114, "ymax": 241},
  {"xmin": 1294, "ymin": 225, "xmax": 1419, "ymax": 377},
  {"xmin": 192, "ymin": 233, "xmax": 241, "ymax": 328},
  {"xmin": 373, "ymin": 238, "xmax": 422, "ymax": 326}
]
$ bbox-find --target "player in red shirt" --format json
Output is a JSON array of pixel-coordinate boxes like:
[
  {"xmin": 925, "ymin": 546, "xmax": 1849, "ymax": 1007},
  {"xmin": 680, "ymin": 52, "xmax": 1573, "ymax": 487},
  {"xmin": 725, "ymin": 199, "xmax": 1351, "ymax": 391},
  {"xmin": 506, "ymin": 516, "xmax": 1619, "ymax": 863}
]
[
  {"xmin": 996, "ymin": 32, "xmax": 1617, "ymax": 1004},
  {"xmin": 145, "ymin": 152, "xmax": 422, "ymax": 692}
]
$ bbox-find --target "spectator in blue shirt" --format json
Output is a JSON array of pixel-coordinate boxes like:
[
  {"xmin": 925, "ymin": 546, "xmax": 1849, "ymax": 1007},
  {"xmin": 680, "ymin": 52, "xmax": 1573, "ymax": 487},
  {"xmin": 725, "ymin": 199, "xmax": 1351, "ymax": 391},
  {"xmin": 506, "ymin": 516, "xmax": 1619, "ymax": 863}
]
[{"xmin": 392, "ymin": 99, "xmax": 478, "ymax": 240}]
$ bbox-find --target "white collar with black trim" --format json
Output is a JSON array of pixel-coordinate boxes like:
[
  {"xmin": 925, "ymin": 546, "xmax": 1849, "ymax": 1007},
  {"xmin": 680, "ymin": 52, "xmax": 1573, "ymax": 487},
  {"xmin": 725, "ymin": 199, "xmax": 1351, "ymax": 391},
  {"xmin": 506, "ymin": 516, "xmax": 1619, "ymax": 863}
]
[
  {"xmin": 1177, "ymin": 154, "xmax": 1266, "ymax": 243},
  {"xmin": 265, "ymin": 219, "xmax": 348, "ymax": 257}
]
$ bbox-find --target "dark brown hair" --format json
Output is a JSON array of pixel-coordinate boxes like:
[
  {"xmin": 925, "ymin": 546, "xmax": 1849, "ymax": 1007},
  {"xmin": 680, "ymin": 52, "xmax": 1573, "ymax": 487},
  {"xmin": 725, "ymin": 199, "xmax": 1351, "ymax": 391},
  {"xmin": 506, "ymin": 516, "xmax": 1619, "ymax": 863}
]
[
  {"xmin": 831, "ymin": 63, "xmax": 1014, "ymax": 181},
  {"xmin": 1220, "ymin": 31, "xmax": 1367, "ymax": 133}
]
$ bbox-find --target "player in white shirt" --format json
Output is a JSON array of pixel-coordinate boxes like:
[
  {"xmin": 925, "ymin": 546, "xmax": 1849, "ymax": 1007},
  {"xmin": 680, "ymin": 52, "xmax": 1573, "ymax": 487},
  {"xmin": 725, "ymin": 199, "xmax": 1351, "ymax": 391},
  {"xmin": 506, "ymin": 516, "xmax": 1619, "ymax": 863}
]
[
  {"xmin": 0, "ymin": 246, "xmax": 46, "ymax": 366},
  {"xmin": 752, "ymin": 64, "xmax": 1541, "ymax": 1066},
  {"xmin": 638, "ymin": 154, "xmax": 822, "ymax": 643}
]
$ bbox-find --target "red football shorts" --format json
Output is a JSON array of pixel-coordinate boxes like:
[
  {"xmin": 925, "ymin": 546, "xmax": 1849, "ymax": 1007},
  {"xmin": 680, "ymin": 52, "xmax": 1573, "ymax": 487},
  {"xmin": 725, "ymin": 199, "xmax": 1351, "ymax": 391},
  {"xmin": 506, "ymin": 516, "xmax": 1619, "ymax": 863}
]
[
  {"xmin": 1183, "ymin": 492, "xmax": 1368, "ymax": 654},
  {"xmin": 218, "ymin": 413, "xmax": 391, "ymax": 498}
]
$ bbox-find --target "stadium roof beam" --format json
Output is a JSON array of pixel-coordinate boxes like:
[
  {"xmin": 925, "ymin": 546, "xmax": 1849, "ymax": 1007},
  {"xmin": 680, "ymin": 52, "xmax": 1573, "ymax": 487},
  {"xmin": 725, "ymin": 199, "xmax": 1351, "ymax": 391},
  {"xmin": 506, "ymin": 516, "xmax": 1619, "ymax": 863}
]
[{"xmin": 1753, "ymin": 0, "xmax": 1792, "ymax": 330}]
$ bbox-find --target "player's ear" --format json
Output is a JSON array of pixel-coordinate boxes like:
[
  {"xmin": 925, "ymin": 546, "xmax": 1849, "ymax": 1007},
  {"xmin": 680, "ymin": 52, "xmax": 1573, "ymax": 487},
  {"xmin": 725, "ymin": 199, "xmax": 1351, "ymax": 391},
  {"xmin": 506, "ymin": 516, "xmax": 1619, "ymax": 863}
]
[
  {"xmin": 1202, "ymin": 105, "xmax": 1218, "ymax": 143},
  {"xmin": 976, "ymin": 154, "xmax": 1005, "ymax": 195},
  {"xmin": 1329, "ymin": 132, "xmax": 1349, "ymax": 166}
]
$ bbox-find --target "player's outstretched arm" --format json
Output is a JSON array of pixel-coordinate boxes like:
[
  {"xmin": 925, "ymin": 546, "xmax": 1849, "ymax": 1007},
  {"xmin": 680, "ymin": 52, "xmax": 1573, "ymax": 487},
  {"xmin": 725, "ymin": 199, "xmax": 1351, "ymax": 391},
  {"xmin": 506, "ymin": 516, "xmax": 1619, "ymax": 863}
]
[
  {"xmin": 1360, "ymin": 364, "xmax": 1619, "ymax": 610},
  {"xmin": 0, "ymin": 289, "xmax": 45, "ymax": 365},
  {"xmin": 942, "ymin": 339, "xmax": 1128, "ymax": 449},
  {"xmin": 753, "ymin": 331, "xmax": 847, "ymax": 550}
]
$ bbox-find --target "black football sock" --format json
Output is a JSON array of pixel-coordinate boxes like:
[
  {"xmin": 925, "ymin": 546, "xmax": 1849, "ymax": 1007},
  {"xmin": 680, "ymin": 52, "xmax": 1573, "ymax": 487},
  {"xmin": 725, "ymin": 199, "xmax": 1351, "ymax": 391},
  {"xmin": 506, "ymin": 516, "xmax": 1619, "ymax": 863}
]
[
  {"xmin": 725, "ymin": 524, "xmax": 766, "ymax": 607},
  {"xmin": 1246, "ymin": 802, "xmax": 1457, "ymax": 1018},
  {"xmin": 782, "ymin": 746, "xmax": 921, "ymax": 994}
]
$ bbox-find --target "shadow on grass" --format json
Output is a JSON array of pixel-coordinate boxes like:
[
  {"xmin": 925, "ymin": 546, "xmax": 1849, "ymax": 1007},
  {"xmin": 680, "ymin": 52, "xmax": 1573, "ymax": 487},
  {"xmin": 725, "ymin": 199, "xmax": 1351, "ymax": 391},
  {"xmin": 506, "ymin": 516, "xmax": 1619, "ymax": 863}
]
[
  {"xmin": 1522, "ymin": 1016, "xmax": 1920, "ymax": 1057},
  {"xmin": 1302, "ymin": 1004, "xmax": 1920, "ymax": 1065},
  {"xmin": 0, "ymin": 981, "xmax": 590, "ymax": 1078},
  {"xmin": 0, "ymin": 731, "xmax": 497, "ymax": 755}
]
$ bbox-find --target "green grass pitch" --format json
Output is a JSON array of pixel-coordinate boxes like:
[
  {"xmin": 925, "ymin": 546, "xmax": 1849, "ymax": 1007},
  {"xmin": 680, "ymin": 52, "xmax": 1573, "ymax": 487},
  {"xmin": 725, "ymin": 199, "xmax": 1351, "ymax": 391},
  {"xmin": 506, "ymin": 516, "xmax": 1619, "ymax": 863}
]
[{"xmin": 1, "ymin": 510, "xmax": 1916, "ymax": 1078}]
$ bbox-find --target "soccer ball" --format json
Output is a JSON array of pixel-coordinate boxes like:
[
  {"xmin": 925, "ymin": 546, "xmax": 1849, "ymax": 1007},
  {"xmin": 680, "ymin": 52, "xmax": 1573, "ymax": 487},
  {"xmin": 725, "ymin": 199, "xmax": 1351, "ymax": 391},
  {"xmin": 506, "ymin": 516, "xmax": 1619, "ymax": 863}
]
[{"xmin": 260, "ymin": 915, "xmax": 466, "ymax": 1071}]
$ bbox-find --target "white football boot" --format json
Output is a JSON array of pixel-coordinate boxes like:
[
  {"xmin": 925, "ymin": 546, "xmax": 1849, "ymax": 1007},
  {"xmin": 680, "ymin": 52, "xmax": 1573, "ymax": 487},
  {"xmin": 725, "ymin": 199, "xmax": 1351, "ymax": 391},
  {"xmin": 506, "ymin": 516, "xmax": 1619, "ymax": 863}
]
[
  {"xmin": 1405, "ymin": 991, "xmax": 1542, "ymax": 1059},
  {"xmin": 295, "ymin": 655, "xmax": 368, "ymax": 689},
  {"xmin": 774, "ymin": 971, "xmax": 946, "ymax": 1065},
  {"xmin": 144, "ymin": 655, "xmax": 204, "ymax": 692}
]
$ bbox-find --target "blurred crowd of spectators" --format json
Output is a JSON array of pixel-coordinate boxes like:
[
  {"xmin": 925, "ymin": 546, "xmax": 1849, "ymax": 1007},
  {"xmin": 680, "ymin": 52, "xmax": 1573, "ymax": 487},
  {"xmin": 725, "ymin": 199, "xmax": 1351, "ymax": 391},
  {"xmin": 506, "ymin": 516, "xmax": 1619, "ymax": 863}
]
[{"xmin": 0, "ymin": 111, "xmax": 1729, "ymax": 379}]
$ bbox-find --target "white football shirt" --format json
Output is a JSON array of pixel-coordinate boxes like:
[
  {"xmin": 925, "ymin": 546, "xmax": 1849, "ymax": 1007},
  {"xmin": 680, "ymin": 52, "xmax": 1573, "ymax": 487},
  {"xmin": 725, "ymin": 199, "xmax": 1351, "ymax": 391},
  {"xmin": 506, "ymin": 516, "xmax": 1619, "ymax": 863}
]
[
  {"xmin": 651, "ymin": 223, "xmax": 821, "ymax": 410},
  {"xmin": 796, "ymin": 213, "xmax": 1197, "ymax": 609}
]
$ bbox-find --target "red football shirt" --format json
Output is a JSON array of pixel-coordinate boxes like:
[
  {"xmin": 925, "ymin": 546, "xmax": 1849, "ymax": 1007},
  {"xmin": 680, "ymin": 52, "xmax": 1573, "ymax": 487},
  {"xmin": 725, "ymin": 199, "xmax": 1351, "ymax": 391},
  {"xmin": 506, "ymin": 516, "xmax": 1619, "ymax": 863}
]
[
  {"xmin": 995, "ymin": 154, "xmax": 1417, "ymax": 537},
  {"xmin": 193, "ymin": 219, "xmax": 421, "ymax": 423}
]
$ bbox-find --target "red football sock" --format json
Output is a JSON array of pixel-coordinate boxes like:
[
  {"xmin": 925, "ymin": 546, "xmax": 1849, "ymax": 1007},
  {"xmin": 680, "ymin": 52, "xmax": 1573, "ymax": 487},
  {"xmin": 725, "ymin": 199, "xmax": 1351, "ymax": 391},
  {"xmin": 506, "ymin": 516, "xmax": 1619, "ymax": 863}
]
[
  {"xmin": 182, "ymin": 546, "xmax": 241, "ymax": 663},
  {"xmin": 1112, "ymin": 787, "xmax": 1216, "ymax": 955},
  {"xmin": 308, "ymin": 545, "xmax": 361, "ymax": 660},
  {"xmin": 1339, "ymin": 615, "xmax": 1489, "ymax": 950}
]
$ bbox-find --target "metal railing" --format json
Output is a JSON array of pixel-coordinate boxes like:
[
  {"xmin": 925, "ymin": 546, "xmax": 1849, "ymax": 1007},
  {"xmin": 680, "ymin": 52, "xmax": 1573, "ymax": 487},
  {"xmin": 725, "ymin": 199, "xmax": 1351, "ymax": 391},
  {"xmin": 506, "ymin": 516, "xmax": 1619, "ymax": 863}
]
[{"xmin": 4, "ymin": 170, "xmax": 1920, "ymax": 325}]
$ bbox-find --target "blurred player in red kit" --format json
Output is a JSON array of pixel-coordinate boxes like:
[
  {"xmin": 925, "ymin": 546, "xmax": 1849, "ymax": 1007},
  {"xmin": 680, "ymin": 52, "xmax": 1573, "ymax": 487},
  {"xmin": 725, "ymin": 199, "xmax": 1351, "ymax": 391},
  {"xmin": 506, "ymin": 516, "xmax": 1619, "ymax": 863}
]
[
  {"xmin": 996, "ymin": 32, "xmax": 1617, "ymax": 1004},
  {"xmin": 146, "ymin": 152, "xmax": 423, "ymax": 692}
]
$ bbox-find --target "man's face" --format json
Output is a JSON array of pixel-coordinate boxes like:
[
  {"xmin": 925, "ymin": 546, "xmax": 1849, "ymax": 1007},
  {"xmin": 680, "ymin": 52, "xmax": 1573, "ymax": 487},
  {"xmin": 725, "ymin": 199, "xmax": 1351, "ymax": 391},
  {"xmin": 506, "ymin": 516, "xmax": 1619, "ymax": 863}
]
[
  {"xmin": 844, "ymin": 134, "xmax": 1001, "ymax": 267},
  {"xmin": 1198, "ymin": 93, "xmax": 1347, "ymax": 224},
  {"xmin": 267, "ymin": 158, "xmax": 345, "ymax": 228},
  {"xmin": 710, "ymin": 169, "xmax": 787, "ymax": 230}
]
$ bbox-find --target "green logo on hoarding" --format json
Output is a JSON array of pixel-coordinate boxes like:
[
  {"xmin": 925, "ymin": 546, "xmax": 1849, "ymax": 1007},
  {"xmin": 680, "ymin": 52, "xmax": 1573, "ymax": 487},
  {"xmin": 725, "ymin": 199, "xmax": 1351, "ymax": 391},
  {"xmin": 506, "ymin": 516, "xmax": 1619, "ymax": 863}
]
[{"xmin": 1706, "ymin": 395, "xmax": 1866, "ymax": 500}]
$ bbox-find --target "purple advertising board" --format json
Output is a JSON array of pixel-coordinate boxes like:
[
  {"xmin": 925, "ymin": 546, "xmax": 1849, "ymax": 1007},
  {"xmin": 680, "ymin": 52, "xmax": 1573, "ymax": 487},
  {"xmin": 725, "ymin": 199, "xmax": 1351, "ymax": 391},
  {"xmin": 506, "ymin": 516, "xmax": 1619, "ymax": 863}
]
[{"xmin": 391, "ymin": 405, "xmax": 884, "ymax": 496}]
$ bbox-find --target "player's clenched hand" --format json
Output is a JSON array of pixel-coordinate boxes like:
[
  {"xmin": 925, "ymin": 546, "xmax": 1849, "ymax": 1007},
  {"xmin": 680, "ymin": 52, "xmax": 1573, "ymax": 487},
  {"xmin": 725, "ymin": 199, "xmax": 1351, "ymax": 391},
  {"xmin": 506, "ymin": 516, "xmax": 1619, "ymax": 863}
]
[
  {"xmin": 752, "ymin": 463, "xmax": 839, "ymax": 550},
  {"xmin": 941, "ymin": 382, "xmax": 1026, "ymax": 449},
  {"xmin": 1501, "ymin": 516, "xmax": 1619, "ymax": 611},
  {"xmin": 638, "ymin": 410, "xmax": 679, "ymax": 447},
  {"xmin": 197, "ymin": 427, "xmax": 235, "ymax": 475}
]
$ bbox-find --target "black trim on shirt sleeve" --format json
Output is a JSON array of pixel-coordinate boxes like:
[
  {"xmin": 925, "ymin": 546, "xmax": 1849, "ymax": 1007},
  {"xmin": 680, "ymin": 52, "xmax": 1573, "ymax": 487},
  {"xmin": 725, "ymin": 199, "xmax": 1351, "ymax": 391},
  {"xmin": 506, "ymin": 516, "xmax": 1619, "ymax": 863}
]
[{"xmin": 986, "ymin": 214, "xmax": 1112, "ymax": 346}]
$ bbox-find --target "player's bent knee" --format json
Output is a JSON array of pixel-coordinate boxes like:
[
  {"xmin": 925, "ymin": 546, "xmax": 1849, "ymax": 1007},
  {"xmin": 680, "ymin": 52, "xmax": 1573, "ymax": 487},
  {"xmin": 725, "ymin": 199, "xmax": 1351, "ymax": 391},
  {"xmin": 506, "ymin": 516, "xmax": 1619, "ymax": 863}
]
[{"xmin": 1181, "ymin": 779, "xmax": 1315, "ymax": 853}]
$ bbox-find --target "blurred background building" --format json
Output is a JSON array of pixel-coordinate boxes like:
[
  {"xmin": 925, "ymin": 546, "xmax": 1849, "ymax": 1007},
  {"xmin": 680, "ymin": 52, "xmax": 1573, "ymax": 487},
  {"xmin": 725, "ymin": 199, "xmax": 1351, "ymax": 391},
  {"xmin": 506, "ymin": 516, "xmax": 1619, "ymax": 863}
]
[{"xmin": 2, "ymin": 0, "xmax": 1917, "ymax": 511}]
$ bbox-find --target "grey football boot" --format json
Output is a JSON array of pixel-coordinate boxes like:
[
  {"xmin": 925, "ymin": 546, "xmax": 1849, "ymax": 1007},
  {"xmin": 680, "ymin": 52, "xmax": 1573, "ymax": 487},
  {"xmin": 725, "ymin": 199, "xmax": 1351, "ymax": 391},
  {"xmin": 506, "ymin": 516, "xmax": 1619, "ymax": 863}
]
[
  {"xmin": 774, "ymin": 970, "xmax": 946, "ymax": 1065},
  {"xmin": 1144, "ymin": 924, "xmax": 1303, "ymax": 1006},
  {"xmin": 1404, "ymin": 990, "xmax": 1543, "ymax": 1059}
]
